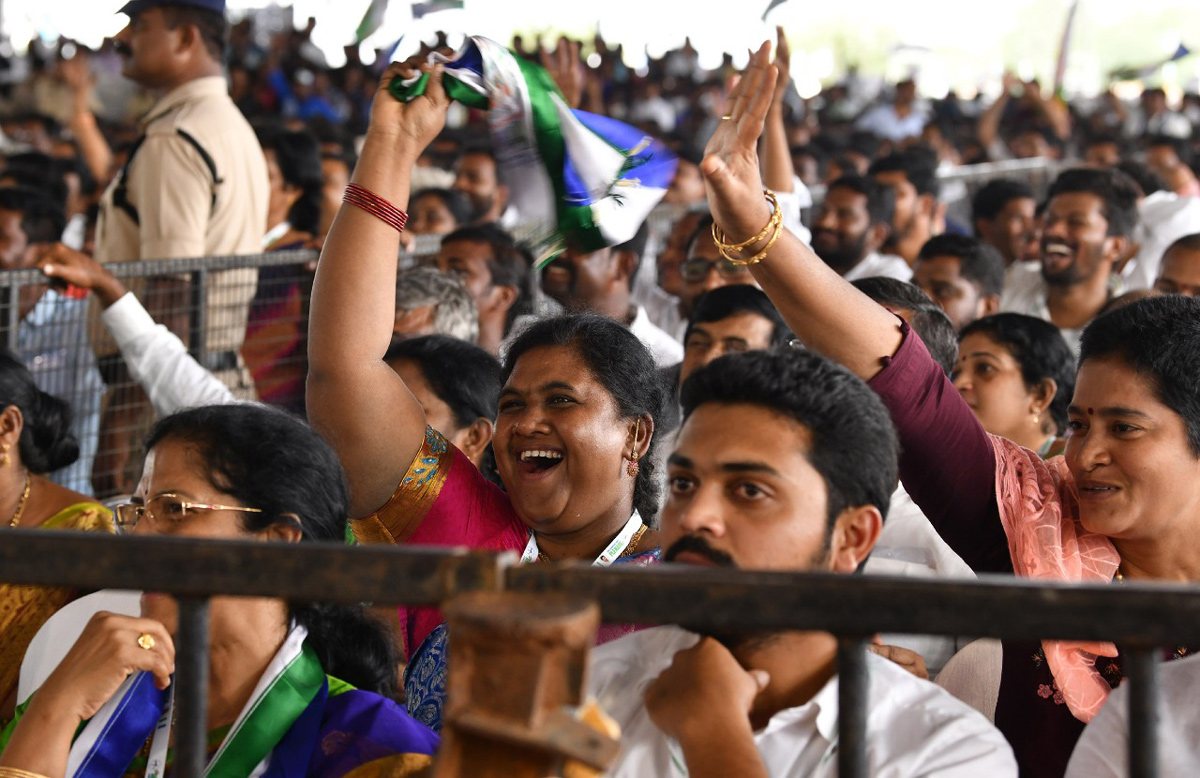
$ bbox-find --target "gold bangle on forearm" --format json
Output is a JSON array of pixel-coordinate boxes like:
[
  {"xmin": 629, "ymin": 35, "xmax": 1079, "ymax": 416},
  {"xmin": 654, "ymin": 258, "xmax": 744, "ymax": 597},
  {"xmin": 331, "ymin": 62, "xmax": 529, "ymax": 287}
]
[
  {"xmin": 711, "ymin": 189, "xmax": 780, "ymax": 251},
  {"xmin": 711, "ymin": 189, "xmax": 784, "ymax": 266},
  {"xmin": 0, "ymin": 768, "xmax": 54, "ymax": 778}
]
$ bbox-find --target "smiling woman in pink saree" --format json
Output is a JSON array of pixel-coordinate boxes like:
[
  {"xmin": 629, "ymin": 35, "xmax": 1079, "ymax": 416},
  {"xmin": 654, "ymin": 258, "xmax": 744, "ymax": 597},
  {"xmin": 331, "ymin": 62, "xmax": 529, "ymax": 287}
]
[{"xmin": 307, "ymin": 61, "xmax": 666, "ymax": 732}]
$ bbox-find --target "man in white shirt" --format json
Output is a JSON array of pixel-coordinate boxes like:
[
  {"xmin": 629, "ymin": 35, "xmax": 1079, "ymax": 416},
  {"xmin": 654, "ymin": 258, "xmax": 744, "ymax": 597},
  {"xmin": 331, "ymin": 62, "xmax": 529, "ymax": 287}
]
[
  {"xmin": 853, "ymin": 79, "xmax": 927, "ymax": 143},
  {"xmin": 810, "ymin": 175, "xmax": 911, "ymax": 283},
  {"xmin": 589, "ymin": 348, "xmax": 1015, "ymax": 777},
  {"xmin": 1000, "ymin": 168, "xmax": 1140, "ymax": 354},
  {"xmin": 541, "ymin": 223, "xmax": 683, "ymax": 367}
]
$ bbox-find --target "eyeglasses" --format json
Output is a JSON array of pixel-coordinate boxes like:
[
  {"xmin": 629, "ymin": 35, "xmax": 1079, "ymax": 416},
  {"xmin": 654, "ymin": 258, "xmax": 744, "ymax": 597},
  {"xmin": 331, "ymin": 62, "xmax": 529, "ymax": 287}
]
[
  {"xmin": 679, "ymin": 258, "xmax": 753, "ymax": 283},
  {"xmin": 114, "ymin": 493, "xmax": 263, "ymax": 531}
]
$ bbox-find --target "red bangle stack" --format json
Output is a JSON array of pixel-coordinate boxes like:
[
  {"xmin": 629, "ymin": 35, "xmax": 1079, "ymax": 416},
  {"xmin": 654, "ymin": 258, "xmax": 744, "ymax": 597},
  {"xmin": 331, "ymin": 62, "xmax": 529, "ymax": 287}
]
[{"xmin": 343, "ymin": 183, "xmax": 409, "ymax": 233}]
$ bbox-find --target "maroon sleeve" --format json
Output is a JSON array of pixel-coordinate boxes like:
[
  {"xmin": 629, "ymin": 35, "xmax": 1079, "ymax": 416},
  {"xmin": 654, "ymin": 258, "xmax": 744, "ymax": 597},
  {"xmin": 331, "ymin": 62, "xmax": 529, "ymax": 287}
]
[{"xmin": 867, "ymin": 322, "xmax": 1013, "ymax": 574}]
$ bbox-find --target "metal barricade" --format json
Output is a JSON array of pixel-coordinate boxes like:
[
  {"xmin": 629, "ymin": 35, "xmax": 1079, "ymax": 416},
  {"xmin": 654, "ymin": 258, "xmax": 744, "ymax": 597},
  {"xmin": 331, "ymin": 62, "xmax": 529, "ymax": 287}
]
[{"xmin": 1, "ymin": 530, "xmax": 1191, "ymax": 778}]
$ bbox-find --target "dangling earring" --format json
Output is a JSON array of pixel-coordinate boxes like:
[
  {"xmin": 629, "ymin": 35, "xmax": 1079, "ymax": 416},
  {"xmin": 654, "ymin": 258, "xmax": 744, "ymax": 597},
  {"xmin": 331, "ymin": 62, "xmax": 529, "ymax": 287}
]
[{"xmin": 626, "ymin": 420, "xmax": 641, "ymax": 478}]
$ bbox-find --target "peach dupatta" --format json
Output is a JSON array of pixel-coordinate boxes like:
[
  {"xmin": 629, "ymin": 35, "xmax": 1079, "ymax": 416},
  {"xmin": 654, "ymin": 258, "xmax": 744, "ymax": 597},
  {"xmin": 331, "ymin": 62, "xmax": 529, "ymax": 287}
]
[{"xmin": 991, "ymin": 434, "xmax": 1121, "ymax": 722}]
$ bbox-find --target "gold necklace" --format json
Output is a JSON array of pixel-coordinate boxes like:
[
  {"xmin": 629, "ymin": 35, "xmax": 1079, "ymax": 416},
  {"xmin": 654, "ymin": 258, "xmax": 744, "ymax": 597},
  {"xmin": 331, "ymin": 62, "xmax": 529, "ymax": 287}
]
[
  {"xmin": 8, "ymin": 472, "xmax": 31, "ymax": 528},
  {"xmin": 536, "ymin": 524, "xmax": 649, "ymax": 563}
]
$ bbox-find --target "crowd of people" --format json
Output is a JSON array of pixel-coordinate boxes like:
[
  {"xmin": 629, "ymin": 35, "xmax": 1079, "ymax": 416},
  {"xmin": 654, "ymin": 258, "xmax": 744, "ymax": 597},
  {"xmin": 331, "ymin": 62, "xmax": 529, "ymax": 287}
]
[{"xmin": 1, "ymin": 0, "xmax": 1200, "ymax": 775}]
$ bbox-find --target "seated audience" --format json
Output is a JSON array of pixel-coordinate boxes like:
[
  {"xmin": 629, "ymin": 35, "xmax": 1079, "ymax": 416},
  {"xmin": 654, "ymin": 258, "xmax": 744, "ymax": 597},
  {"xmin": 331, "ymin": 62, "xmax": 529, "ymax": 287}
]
[
  {"xmin": 0, "ymin": 404, "xmax": 439, "ymax": 772},
  {"xmin": 851, "ymin": 277, "xmax": 958, "ymax": 376},
  {"xmin": 0, "ymin": 350, "xmax": 111, "ymax": 719},
  {"xmin": 0, "ymin": 186, "xmax": 103, "ymax": 495},
  {"xmin": 869, "ymin": 147, "xmax": 942, "ymax": 267},
  {"xmin": 589, "ymin": 347, "xmax": 1015, "ymax": 776},
  {"xmin": 955, "ymin": 313, "xmax": 1075, "ymax": 458},
  {"xmin": 810, "ymin": 175, "xmax": 910, "ymax": 282},
  {"xmin": 696, "ymin": 47, "xmax": 1200, "ymax": 777},
  {"xmin": 393, "ymin": 266, "xmax": 478, "ymax": 343},
  {"xmin": 1000, "ymin": 168, "xmax": 1141, "ymax": 354},
  {"xmin": 913, "ymin": 234, "xmax": 1006, "ymax": 331},
  {"xmin": 435, "ymin": 222, "xmax": 533, "ymax": 354},
  {"xmin": 541, "ymin": 223, "xmax": 683, "ymax": 366},
  {"xmin": 971, "ymin": 178, "xmax": 1039, "ymax": 269},
  {"xmin": 408, "ymin": 187, "xmax": 472, "ymax": 236},
  {"xmin": 1153, "ymin": 232, "xmax": 1200, "ymax": 298}
]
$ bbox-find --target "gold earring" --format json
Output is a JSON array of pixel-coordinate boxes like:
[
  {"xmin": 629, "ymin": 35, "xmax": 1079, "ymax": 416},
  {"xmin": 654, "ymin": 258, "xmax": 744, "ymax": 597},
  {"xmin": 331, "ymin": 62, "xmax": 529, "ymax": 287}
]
[
  {"xmin": 1, "ymin": 444, "xmax": 9, "ymax": 468},
  {"xmin": 626, "ymin": 420, "xmax": 641, "ymax": 478}
]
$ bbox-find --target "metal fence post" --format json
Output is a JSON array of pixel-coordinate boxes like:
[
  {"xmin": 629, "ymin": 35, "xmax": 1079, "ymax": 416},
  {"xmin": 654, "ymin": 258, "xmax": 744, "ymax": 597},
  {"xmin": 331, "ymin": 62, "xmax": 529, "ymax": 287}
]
[
  {"xmin": 4, "ymin": 280, "xmax": 20, "ymax": 351},
  {"xmin": 188, "ymin": 268, "xmax": 208, "ymax": 362},
  {"xmin": 1126, "ymin": 647, "xmax": 1161, "ymax": 778},
  {"xmin": 837, "ymin": 637, "xmax": 870, "ymax": 778},
  {"xmin": 175, "ymin": 597, "xmax": 211, "ymax": 777}
]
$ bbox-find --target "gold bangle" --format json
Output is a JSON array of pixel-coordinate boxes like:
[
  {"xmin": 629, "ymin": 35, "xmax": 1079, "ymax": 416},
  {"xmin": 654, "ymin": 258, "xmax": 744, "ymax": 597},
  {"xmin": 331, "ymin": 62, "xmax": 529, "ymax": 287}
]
[
  {"xmin": 720, "ymin": 211, "xmax": 784, "ymax": 266},
  {"xmin": 711, "ymin": 189, "xmax": 780, "ymax": 251},
  {"xmin": 0, "ymin": 768, "xmax": 54, "ymax": 778}
]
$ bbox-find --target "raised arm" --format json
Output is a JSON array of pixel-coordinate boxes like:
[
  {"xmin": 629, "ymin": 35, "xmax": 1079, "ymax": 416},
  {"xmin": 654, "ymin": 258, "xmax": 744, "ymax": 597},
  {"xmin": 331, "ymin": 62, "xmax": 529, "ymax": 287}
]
[
  {"xmin": 759, "ymin": 28, "xmax": 794, "ymax": 196},
  {"xmin": 701, "ymin": 45, "xmax": 1007, "ymax": 572},
  {"xmin": 307, "ymin": 61, "xmax": 449, "ymax": 516},
  {"xmin": 702, "ymin": 43, "xmax": 901, "ymax": 380}
]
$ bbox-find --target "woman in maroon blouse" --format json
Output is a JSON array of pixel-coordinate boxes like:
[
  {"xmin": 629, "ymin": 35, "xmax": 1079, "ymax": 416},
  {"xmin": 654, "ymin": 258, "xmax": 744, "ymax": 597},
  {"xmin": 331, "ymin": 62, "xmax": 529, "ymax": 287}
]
[{"xmin": 702, "ymin": 44, "xmax": 1200, "ymax": 778}]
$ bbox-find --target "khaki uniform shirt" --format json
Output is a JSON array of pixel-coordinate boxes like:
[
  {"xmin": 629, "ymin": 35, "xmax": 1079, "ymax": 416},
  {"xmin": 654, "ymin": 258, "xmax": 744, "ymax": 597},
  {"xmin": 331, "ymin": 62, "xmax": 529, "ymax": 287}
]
[{"xmin": 95, "ymin": 75, "xmax": 268, "ymax": 357}]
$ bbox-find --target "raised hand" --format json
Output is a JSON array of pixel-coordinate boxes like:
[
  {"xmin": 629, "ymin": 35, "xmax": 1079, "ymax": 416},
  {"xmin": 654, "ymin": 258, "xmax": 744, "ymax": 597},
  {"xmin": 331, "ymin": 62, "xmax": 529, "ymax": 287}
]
[
  {"xmin": 36, "ymin": 243, "xmax": 126, "ymax": 307},
  {"xmin": 540, "ymin": 36, "xmax": 584, "ymax": 109},
  {"xmin": 700, "ymin": 41, "xmax": 777, "ymax": 245},
  {"xmin": 368, "ymin": 60, "xmax": 450, "ymax": 154},
  {"xmin": 771, "ymin": 27, "xmax": 791, "ymax": 110}
]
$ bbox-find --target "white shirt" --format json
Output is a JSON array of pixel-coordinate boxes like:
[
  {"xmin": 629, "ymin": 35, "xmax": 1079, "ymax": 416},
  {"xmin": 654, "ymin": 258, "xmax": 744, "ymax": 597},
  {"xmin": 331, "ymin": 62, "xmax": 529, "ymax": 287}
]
[
  {"xmin": 843, "ymin": 252, "xmax": 913, "ymax": 283},
  {"xmin": 1122, "ymin": 190, "xmax": 1200, "ymax": 292},
  {"xmin": 102, "ymin": 292, "xmax": 237, "ymax": 416},
  {"xmin": 589, "ymin": 626, "xmax": 1017, "ymax": 778},
  {"xmin": 867, "ymin": 485, "xmax": 976, "ymax": 676},
  {"xmin": 1065, "ymin": 652, "xmax": 1200, "ymax": 778},
  {"xmin": 854, "ymin": 104, "xmax": 928, "ymax": 142},
  {"xmin": 630, "ymin": 304, "xmax": 685, "ymax": 367},
  {"xmin": 999, "ymin": 263, "xmax": 1084, "ymax": 355}
]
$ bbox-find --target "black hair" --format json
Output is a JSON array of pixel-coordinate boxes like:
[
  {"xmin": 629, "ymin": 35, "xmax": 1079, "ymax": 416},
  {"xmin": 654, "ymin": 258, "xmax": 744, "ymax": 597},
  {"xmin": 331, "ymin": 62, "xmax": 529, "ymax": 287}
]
[
  {"xmin": 145, "ymin": 404, "xmax": 399, "ymax": 697},
  {"xmin": 2, "ymin": 152, "xmax": 69, "ymax": 213},
  {"xmin": 685, "ymin": 213, "xmax": 715, "ymax": 257},
  {"xmin": 853, "ymin": 277, "xmax": 958, "ymax": 376},
  {"xmin": 1164, "ymin": 232, "xmax": 1200, "ymax": 255},
  {"xmin": 961, "ymin": 313, "xmax": 1076, "ymax": 436},
  {"xmin": 684, "ymin": 285, "xmax": 790, "ymax": 348},
  {"xmin": 790, "ymin": 144, "xmax": 828, "ymax": 178},
  {"xmin": 1147, "ymin": 133, "xmax": 1194, "ymax": 168},
  {"xmin": 0, "ymin": 186, "xmax": 66, "ymax": 245},
  {"xmin": 971, "ymin": 178, "xmax": 1034, "ymax": 225},
  {"xmin": 1083, "ymin": 131, "xmax": 1126, "ymax": 157},
  {"xmin": 1114, "ymin": 161, "xmax": 1166, "ymax": 198},
  {"xmin": 384, "ymin": 335, "xmax": 501, "ymax": 430},
  {"xmin": 160, "ymin": 5, "xmax": 228, "ymax": 61},
  {"xmin": 502, "ymin": 314, "xmax": 668, "ymax": 520},
  {"xmin": 0, "ymin": 348, "xmax": 79, "ymax": 474},
  {"xmin": 1079, "ymin": 295, "xmax": 1200, "ymax": 456},
  {"xmin": 412, "ymin": 187, "xmax": 473, "ymax": 229},
  {"xmin": 440, "ymin": 222, "xmax": 534, "ymax": 332},
  {"xmin": 827, "ymin": 174, "xmax": 896, "ymax": 228},
  {"xmin": 868, "ymin": 145, "xmax": 939, "ymax": 198},
  {"xmin": 917, "ymin": 234, "xmax": 1006, "ymax": 298},
  {"xmin": 680, "ymin": 348, "xmax": 899, "ymax": 526},
  {"xmin": 1045, "ymin": 167, "xmax": 1140, "ymax": 238},
  {"xmin": 257, "ymin": 128, "xmax": 324, "ymax": 235}
]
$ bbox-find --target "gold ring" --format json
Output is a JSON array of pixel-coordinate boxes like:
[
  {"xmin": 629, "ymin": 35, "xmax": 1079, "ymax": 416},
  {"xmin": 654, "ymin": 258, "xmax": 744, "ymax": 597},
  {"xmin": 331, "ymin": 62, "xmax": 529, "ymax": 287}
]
[
  {"xmin": 137, "ymin": 633, "xmax": 156, "ymax": 651},
  {"xmin": 721, "ymin": 115, "xmax": 734, "ymax": 120}
]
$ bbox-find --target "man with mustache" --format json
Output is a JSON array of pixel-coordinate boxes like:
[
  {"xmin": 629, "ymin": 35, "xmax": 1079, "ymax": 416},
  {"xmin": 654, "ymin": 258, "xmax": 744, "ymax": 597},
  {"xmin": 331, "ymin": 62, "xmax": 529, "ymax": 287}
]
[
  {"xmin": 809, "ymin": 175, "xmax": 911, "ymax": 283},
  {"xmin": 539, "ymin": 223, "xmax": 683, "ymax": 367},
  {"xmin": 588, "ymin": 348, "xmax": 1015, "ymax": 777},
  {"xmin": 1000, "ymin": 168, "xmax": 1140, "ymax": 354}
]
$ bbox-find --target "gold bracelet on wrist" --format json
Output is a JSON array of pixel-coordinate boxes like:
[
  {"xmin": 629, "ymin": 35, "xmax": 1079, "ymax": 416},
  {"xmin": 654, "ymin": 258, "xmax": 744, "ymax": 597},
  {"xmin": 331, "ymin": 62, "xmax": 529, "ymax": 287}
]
[
  {"xmin": 711, "ymin": 189, "xmax": 784, "ymax": 267},
  {"xmin": 0, "ymin": 768, "xmax": 54, "ymax": 778}
]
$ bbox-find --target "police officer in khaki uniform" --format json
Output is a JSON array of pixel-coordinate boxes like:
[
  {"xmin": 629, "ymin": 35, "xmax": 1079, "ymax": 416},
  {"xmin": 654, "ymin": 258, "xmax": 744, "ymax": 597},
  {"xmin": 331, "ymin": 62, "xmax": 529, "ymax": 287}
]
[{"xmin": 93, "ymin": 0, "xmax": 268, "ymax": 493}]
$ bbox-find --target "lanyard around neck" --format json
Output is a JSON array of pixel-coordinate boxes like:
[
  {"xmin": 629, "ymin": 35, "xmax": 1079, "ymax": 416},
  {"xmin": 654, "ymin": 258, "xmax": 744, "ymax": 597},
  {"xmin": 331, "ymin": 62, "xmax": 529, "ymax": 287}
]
[{"xmin": 520, "ymin": 511, "xmax": 643, "ymax": 566}]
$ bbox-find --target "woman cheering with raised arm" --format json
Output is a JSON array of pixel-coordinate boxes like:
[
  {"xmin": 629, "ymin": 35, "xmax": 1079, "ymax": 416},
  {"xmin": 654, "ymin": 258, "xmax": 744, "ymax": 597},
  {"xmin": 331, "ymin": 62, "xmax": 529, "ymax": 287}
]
[
  {"xmin": 703, "ymin": 44, "xmax": 1200, "ymax": 778},
  {"xmin": 307, "ymin": 61, "xmax": 666, "ymax": 732}
]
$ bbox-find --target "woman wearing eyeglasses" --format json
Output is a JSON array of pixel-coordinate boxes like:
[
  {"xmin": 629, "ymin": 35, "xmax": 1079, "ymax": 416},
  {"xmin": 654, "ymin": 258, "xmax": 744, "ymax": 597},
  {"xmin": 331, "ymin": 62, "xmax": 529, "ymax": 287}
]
[
  {"xmin": 0, "ymin": 404, "xmax": 438, "ymax": 775},
  {"xmin": 0, "ymin": 350, "xmax": 113, "ymax": 722}
]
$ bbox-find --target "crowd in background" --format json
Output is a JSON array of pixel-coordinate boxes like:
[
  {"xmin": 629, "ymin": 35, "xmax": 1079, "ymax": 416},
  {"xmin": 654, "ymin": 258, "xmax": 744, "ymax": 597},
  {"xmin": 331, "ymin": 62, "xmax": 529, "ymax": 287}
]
[{"xmin": 1, "ymin": 2, "xmax": 1200, "ymax": 776}]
